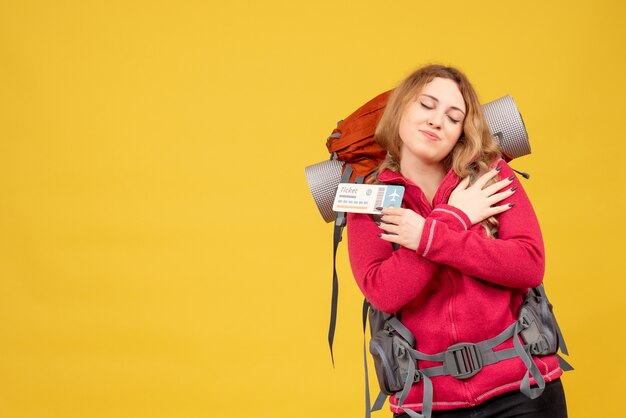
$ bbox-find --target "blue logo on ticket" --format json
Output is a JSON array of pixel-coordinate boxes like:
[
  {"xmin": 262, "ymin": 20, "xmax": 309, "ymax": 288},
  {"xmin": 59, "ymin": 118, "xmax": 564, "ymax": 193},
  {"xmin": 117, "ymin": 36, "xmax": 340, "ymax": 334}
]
[{"xmin": 333, "ymin": 183, "xmax": 405, "ymax": 214}]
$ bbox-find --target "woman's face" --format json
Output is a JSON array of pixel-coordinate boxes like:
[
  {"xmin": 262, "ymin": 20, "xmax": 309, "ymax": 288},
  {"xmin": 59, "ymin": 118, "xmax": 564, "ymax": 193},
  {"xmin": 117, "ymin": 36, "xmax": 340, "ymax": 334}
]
[{"xmin": 398, "ymin": 77, "xmax": 466, "ymax": 166}]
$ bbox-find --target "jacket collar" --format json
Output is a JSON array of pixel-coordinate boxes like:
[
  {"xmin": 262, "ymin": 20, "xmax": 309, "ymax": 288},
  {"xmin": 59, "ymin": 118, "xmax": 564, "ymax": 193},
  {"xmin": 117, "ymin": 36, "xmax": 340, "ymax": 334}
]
[{"xmin": 376, "ymin": 169, "xmax": 408, "ymax": 185}]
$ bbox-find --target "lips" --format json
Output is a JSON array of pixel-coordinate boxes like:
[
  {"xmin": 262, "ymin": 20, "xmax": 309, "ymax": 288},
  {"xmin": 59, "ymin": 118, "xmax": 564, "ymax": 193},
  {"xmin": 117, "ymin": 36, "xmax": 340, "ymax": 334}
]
[{"xmin": 420, "ymin": 130, "xmax": 440, "ymax": 141}]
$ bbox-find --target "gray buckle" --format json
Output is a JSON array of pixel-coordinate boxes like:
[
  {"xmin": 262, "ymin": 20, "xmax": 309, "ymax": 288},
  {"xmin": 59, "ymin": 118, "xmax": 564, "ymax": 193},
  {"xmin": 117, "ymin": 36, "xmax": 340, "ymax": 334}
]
[
  {"xmin": 520, "ymin": 313, "xmax": 533, "ymax": 328},
  {"xmin": 444, "ymin": 343, "xmax": 483, "ymax": 379},
  {"xmin": 530, "ymin": 338, "xmax": 549, "ymax": 355},
  {"xmin": 413, "ymin": 370, "xmax": 422, "ymax": 383}
]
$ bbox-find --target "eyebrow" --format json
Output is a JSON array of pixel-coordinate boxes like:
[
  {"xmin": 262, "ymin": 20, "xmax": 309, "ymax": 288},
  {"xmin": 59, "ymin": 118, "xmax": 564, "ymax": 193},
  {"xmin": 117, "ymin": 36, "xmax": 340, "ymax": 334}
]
[{"xmin": 420, "ymin": 94, "xmax": 466, "ymax": 116}]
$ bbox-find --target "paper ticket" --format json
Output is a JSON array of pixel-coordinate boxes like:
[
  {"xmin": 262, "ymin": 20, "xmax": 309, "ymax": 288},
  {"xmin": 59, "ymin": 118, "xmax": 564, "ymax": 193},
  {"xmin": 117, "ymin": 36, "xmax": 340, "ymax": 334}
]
[{"xmin": 332, "ymin": 183, "xmax": 405, "ymax": 214}]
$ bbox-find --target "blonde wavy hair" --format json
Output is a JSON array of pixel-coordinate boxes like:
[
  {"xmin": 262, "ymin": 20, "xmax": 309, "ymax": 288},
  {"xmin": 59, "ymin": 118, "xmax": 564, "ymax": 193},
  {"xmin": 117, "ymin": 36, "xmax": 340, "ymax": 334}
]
[{"xmin": 374, "ymin": 64, "xmax": 501, "ymax": 235}]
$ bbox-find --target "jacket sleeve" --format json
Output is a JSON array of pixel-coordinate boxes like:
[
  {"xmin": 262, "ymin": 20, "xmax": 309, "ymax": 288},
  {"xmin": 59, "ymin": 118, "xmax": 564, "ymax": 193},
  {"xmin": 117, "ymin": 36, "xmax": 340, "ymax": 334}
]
[
  {"xmin": 347, "ymin": 211, "xmax": 445, "ymax": 314},
  {"xmin": 415, "ymin": 160, "xmax": 545, "ymax": 289}
]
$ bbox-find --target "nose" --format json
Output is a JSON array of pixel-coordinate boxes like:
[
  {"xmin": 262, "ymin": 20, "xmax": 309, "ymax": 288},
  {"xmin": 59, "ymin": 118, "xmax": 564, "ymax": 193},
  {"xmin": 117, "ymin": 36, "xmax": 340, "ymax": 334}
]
[
  {"xmin": 428, "ymin": 112, "xmax": 443, "ymax": 129},
  {"xmin": 428, "ymin": 118, "xmax": 441, "ymax": 129}
]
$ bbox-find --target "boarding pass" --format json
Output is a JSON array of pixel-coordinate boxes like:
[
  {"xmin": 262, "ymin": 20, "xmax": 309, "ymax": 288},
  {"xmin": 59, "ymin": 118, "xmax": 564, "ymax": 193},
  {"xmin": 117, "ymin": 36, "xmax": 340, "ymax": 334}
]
[{"xmin": 332, "ymin": 183, "xmax": 405, "ymax": 214}]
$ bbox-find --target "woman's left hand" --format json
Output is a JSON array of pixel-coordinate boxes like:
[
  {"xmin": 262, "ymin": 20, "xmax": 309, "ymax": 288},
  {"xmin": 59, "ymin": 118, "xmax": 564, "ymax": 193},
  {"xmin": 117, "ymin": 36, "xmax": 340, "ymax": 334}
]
[{"xmin": 378, "ymin": 207, "xmax": 425, "ymax": 251}]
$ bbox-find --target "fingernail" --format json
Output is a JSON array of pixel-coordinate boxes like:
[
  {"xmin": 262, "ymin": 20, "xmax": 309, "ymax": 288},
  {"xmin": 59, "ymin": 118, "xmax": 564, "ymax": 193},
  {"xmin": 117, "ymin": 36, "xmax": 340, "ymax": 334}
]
[
  {"xmin": 507, "ymin": 175, "xmax": 515, "ymax": 181},
  {"xmin": 511, "ymin": 186, "xmax": 518, "ymax": 191},
  {"xmin": 375, "ymin": 206, "xmax": 383, "ymax": 211},
  {"xmin": 508, "ymin": 203, "xmax": 515, "ymax": 207},
  {"xmin": 375, "ymin": 221, "xmax": 381, "ymax": 226},
  {"xmin": 377, "ymin": 233, "xmax": 382, "ymax": 237},
  {"xmin": 495, "ymin": 166, "xmax": 503, "ymax": 171}
]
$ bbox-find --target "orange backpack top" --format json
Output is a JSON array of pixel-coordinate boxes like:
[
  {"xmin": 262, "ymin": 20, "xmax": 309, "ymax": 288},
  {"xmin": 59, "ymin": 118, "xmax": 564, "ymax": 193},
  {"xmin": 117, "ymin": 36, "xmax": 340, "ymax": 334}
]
[{"xmin": 326, "ymin": 90, "xmax": 391, "ymax": 183}]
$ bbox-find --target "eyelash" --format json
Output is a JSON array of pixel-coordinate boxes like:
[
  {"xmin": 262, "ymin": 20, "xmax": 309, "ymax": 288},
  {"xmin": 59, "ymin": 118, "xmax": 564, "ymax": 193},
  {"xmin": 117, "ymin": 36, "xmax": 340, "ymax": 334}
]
[{"xmin": 420, "ymin": 102, "xmax": 461, "ymax": 124}]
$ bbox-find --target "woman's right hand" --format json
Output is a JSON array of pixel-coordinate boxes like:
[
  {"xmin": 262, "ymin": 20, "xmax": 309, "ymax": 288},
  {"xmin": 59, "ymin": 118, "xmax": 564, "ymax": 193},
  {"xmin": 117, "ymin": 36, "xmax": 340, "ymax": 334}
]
[{"xmin": 447, "ymin": 166, "xmax": 517, "ymax": 225}]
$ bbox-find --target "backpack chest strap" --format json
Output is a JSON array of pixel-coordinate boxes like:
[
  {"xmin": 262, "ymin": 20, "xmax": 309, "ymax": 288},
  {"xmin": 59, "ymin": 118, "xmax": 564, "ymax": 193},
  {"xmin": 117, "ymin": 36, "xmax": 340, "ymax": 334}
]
[{"xmin": 395, "ymin": 319, "xmax": 545, "ymax": 417}]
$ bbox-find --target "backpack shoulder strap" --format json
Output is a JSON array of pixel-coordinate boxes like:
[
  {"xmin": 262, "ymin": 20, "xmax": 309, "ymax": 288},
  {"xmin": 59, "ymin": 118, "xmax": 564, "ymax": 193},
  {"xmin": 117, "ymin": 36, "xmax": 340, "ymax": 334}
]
[
  {"xmin": 328, "ymin": 164, "xmax": 360, "ymax": 365},
  {"xmin": 362, "ymin": 299, "xmax": 388, "ymax": 417},
  {"xmin": 361, "ymin": 240, "xmax": 400, "ymax": 417}
]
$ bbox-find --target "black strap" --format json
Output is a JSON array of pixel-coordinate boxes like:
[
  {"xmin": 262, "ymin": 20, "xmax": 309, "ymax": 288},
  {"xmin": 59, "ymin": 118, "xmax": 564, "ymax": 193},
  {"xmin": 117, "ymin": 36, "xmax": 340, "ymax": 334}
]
[
  {"xmin": 372, "ymin": 390, "xmax": 387, "ymax": 412},
  {"xmin": 362, "ymin": 300, "xmax": 373, "ymax": 418},
  {"xmin": 557, "ymin": 354, "xmax": 574, "ymax": 371},
  {"xmin": 328, "ymin": 165, "xmax": 354, "ymax": 365}
]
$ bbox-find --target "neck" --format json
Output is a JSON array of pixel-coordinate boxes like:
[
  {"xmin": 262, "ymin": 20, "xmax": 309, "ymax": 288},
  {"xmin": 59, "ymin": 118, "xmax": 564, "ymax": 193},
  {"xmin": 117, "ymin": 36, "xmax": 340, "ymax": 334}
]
[
  {"xmin": 400, "ymin": 156, "xmax": 447, "ymax": 188},
  {"xmin": 399, "ymin": 154, "xmax": 448, "ymax": 203}
]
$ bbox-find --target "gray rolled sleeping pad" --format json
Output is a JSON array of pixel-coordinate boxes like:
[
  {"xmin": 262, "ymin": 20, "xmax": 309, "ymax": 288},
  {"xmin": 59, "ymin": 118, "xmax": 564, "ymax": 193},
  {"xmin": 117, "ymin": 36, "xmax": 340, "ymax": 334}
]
[{"xmin": 305, "ymin": 95, "xmax": 531, "ymax": 224}]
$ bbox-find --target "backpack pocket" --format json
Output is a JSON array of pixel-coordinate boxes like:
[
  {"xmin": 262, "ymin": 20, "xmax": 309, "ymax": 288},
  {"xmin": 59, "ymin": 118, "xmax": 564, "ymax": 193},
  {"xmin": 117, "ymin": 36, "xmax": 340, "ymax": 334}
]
[
  {"xmin": 369, "ymin": 323, "xmax": 416, "ymax": 395},
  {"xmin": 519, "ymin": 287, "xmax": 559, "ymax": 355}
]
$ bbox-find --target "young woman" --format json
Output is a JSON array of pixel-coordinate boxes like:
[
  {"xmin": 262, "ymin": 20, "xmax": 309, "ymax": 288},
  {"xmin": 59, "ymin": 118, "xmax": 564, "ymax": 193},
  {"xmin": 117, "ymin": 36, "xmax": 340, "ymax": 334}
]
[{"xmin": 347, "ymin": 65, "xmax": 567, "ymax": 418}]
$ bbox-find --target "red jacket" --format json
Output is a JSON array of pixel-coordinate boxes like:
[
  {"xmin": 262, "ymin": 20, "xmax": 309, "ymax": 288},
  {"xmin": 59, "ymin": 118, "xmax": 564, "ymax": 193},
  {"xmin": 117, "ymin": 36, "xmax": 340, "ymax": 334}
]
[{"xmin": 347, "ymin": 159, "xmax": 562, "ymax": 413}]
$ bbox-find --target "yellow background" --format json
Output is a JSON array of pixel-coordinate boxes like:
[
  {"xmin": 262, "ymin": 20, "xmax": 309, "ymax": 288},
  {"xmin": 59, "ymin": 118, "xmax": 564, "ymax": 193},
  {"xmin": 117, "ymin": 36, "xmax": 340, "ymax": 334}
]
[{"xmin": 1, "ymin": 1, "xmax": 624, "ymax": 417}]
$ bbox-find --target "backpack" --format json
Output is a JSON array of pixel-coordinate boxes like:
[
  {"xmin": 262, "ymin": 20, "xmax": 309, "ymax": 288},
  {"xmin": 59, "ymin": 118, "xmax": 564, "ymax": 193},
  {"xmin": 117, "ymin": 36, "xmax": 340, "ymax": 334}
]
[{"xmin": 305, "ymin": 91, "xmax": 572, "ymax": 417}]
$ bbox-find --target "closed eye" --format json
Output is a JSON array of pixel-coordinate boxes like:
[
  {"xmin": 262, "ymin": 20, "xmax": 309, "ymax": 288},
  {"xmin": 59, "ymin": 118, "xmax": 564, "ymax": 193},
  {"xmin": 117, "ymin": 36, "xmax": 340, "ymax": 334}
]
[{"xmin": 420, "ymin": 102, "xmax": 434, "ymax": 110}]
